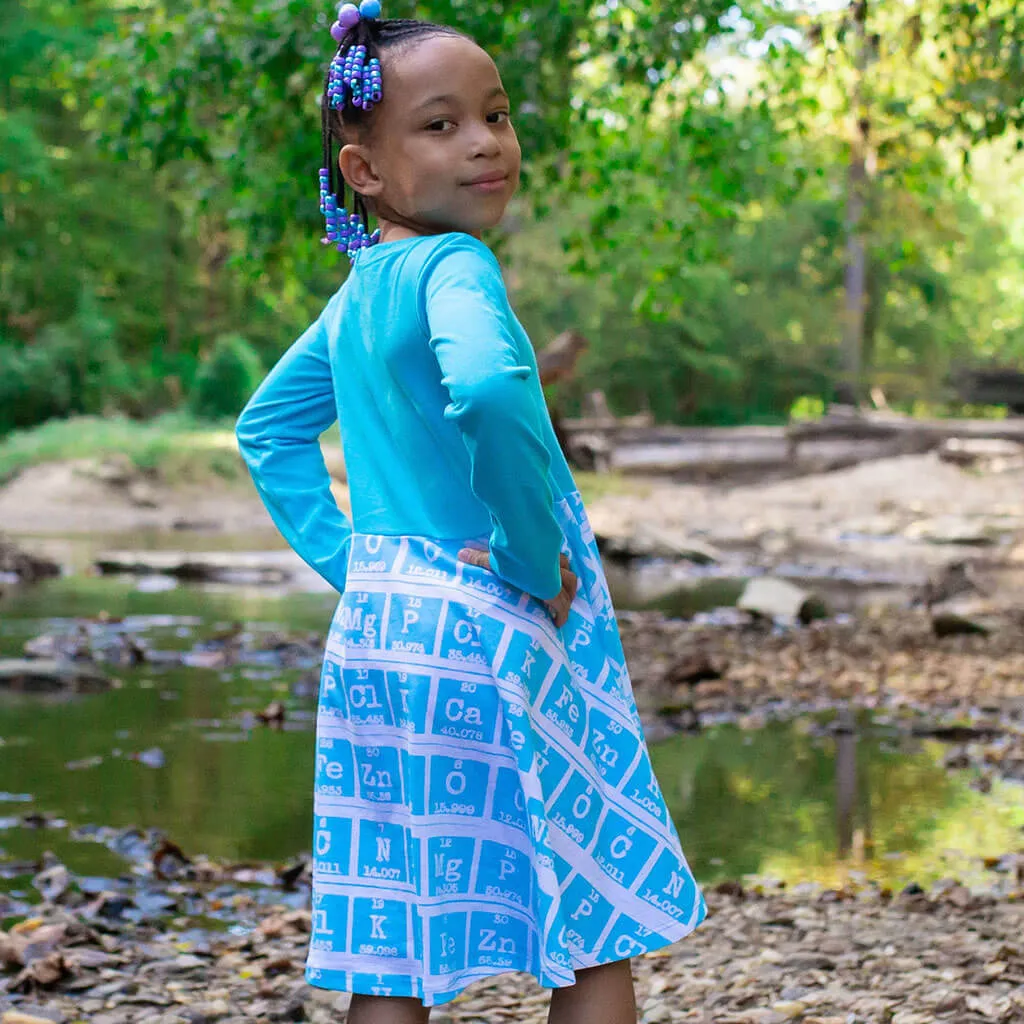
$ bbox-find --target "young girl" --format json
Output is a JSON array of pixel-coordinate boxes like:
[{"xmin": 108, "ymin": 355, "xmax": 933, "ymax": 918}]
[{"xmin": 235, "ymin": 5, "xmax": 706, "ymax": 1021}]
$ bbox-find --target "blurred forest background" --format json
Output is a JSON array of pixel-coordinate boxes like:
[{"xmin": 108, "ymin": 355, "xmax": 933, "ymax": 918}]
[{"xmin": 2, "ymin": 0, "xmax": 1024, "ymax": 437}]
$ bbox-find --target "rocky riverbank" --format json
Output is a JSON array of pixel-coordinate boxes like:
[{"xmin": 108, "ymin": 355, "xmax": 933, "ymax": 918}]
[
  {"xmin": 621, "ymin": 607, "xmax": 1024, "ymax": 753},
  {"xmin": 3, "ymin": 877, "xmax": 1024, "ymax": 1024},
  {"xmin": 4, "ymin": 601, "xmax": 1024, "ymax": 1023},
  {"xmin": 3, "ymin": 449, "xmax": 1023, "ymax": 567},
  {"xmin": 5, "ymin": 448, "xmax": 1024, "ymax": 1023},
  {"xmin": 4, "ymin": 594, "xmax": 1024, "ymax": 786}
]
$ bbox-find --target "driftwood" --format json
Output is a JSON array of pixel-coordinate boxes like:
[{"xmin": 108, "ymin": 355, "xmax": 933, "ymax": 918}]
[
  {"xmin": 787, "ymin": 409, "xmax": 1024, "ymax": 447},
  {"xmin": 538, "ymin": 333, "xmax": 1024, "ymax": 479},
  {"xmin": 95, "ymin": 551, "xmax": 293, "ymax": 584},
  {"xmin": 937, "ymin": 437, "xmax": 1024, "ymax": 471},
  {"xmin": 537, "ymin": 331, "xmax": 654, "ymax": 473},
  {"xmin": 555, "ymin": 408, "xmax": 1024, "ymax": 479},
  {"xmin": 539, "ymin": 331, "xmax": 592, "ymax": 470}
]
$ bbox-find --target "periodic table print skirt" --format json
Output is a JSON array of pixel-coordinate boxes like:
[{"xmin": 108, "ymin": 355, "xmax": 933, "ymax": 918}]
[{"xmin": 304, "ymin": 489, "xmax": 706, "ymax": 1006}]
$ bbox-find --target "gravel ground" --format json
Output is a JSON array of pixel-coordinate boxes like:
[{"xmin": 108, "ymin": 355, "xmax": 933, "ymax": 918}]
[{"xmin": 4, "ymin": 884, "xmax": 1024, "ymax": 1024}]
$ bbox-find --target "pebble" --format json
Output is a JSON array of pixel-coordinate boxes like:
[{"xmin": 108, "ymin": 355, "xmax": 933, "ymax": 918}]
[{"xmin": 2, "ymin": 1013, "xmax": 65, "ymax": 1024}]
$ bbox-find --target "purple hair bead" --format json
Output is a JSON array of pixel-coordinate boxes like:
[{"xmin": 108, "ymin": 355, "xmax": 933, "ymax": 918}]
[{"xmin": 337, "ymin": 3, "xmax": 360, "ymax": 28}]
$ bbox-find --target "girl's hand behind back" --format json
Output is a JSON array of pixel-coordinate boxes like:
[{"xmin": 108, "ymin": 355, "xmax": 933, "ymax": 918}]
[{"xmin": 457, "ymin": 548, "xmax": 578, "ymax": 628}]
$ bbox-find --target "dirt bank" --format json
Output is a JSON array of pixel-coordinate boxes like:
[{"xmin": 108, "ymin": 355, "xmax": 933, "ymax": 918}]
[
  {"xmin": 587, "ymin": 452, "xmax": 1024, "ymax": 575},
  {"xmin": 0, "ymin": 451, "xmax": 1018, "ymax": 539},
  {"xmin": 0, "ymin": 458, "xmax": 347, "ymax": 536},
  {"xmin": 4, "ymin": 453, "xmax": 1024, "ymax": 593}
]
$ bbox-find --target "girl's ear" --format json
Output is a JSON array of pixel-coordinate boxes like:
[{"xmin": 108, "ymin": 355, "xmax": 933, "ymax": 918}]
[{"xmin": 339, "ymin": 144, "xmax": 382, "ymax": 198}]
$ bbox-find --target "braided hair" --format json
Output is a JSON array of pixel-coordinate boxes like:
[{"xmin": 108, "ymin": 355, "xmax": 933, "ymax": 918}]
[{"xmin": 320, "ymin": 17, "xmax": 468, "ymax": 250}]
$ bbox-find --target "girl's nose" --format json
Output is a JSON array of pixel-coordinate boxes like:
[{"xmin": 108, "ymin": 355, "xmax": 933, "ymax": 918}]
[{"xmin": 468, "ymin": 121, "xmax": 502, "ymax": 158}]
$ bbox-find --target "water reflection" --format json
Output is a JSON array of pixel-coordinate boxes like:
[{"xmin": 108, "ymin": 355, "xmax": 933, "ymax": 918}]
[
  {"xmin": 651, "ymin": 716, "xmax": 1024, "ymax": 890},
  {"xmin": 2, "ymin": 575, "xmax": 1023, "ymax": 891},
  {"xmin": 0, "ymin": 575, "xmax": 337, "ymax": 637}
]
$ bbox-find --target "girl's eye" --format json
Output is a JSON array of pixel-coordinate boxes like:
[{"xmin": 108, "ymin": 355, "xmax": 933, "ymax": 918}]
[
  {"xmin": 426, "ymin": 119, "xmax": 455, "ymax": 132},
  {"xmin": 487, "ymin": 110, "xmax": 511, "ymax": 125}
]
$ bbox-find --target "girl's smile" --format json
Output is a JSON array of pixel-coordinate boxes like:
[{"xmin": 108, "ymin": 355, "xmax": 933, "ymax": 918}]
[
  {"xmin": 463, "ymin": 170, "xmax": 511, "ymax": 193},
  {"xmin": 338, "ymin": 34, "xmax": 521, "ymax": 242}
]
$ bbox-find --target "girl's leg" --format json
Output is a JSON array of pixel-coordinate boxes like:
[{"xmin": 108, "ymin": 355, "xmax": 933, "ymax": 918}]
[
  {"xmin": 548, "ymin": 959, "xmax": 637, "ymax": 1024},
  {"xmin": 346, "ymin": 994, "xmax": 431, "ymax": 1024}
]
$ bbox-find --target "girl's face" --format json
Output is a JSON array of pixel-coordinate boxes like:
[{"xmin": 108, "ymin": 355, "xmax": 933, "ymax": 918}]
[{"xmin": 339, "ymin": 35, "xmax": 522, "ymax": 239}]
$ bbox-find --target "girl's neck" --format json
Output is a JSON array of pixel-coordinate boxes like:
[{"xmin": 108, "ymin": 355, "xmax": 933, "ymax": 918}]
[{"xmin": 376, "ymin": 215, "xmax": 480, "ymax": 243}]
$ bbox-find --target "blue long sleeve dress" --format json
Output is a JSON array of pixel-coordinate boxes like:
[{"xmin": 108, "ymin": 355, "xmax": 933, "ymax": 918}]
[{"xmin": 235, "ymin": 232, "xmax": 705, "ymax": 1006}]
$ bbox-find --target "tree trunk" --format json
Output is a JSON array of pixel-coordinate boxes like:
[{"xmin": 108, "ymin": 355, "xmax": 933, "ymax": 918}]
[
  {"xmin": 861, "ymin": 258, "xmax": 884, "ymax": 381},
  {"xmin": 838, "ymin": 0, "xmax": 871, "ymax": 407},
  {"xmin": 163, "ymin": 194, "xmax": 183, "ymax": 354}
]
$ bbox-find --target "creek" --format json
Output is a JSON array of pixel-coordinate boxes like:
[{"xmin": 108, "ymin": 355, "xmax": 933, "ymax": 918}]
[{"xmin": 1, "ymin": 531, "xmax": 1021, "ymax": 904}]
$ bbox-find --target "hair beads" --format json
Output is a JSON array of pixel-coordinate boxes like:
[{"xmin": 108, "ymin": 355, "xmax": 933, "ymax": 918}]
[
  {"xmin": 320, "ymin": 0, "xmax": 387, "ymax": 260},
  {"xmin": 321, "ymin": 8, "xmax": 460, "ymax": 263},
  {"xmin": 331, "ymin": 45, "xmax": 383, "ymax": 112},
  {"xmin": 319, "ymin": 167, "xmax": 380, "ymax": 259},
  {"xmin": 327, "ymin": 54, "xmax": 346, "ymax": 109},
  {"xmin": 328, "ymin": 0, "xmax": 384, "ymax": 113}
]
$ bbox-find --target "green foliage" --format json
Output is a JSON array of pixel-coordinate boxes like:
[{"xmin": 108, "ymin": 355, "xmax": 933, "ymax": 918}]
[
  {"xmin": 3, "ymin": 0, "xmax": 1024, "ymax": 434},
  {"xmin": 0, "ymin": 342, "xmax": 72, "ymax": 435},
  {"xmin": 935, "ymin": 0, "xmax": 1024, "ymax": 143},
  {"xmin": 36, "ymin": 292, "xmax": 134, "ymax": 416},
  {"xmin": 83, "ymin": 0, "xmax": 772, "ymax": 253},
  {"xmin": 189, "ymin": 334, "xmax": 264, "ymax": 421},
  {"xmin": 0, "ymin": 292, "xmax": 134, "ymax": 435}
]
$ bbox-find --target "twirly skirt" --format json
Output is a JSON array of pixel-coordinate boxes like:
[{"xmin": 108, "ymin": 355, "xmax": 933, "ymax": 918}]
[{"xmin": 304, "ymin": 490, "xmax": 706, "ymax": 1006}]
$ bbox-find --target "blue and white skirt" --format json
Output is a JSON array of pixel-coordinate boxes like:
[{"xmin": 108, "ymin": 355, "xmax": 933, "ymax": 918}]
[{"xmin": 304, "ymin": 490, "xmax": 706, "ymax": 1006}]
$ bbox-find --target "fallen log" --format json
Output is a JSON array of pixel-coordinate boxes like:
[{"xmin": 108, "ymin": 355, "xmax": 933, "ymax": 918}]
[
  {"xmin": 558, "ymin": 412, "xmax": 1024, "ymax": 478},
  {"xmin": 95, "ymin": 551, "xmax": 293, "ymax": 584},
  {"xmin": 788, "ymin": 410, "xmax": 1024, "ymax": 446},
  {"xmin": 611, "ymin": 428, "xmax": 912, "ymax": 478}
]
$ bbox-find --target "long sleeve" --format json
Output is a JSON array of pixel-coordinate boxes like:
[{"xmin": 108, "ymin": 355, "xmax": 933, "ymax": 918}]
[
  {"xmin": 421, "ymin": 236, "xmax": 564, "ymax": 602},
  {"xmin": 235, "ymin": 296, "xmax": 353, "ymax": 593}
]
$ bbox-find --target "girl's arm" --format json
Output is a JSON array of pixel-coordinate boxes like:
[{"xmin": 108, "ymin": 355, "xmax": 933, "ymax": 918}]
[
  {"xmin": 421, "ymin": 235, "xmax": 564, "ymax": 602},
  {"xmin": 235, "ymin": 298, "xmax": 353, "ymax": 593}
]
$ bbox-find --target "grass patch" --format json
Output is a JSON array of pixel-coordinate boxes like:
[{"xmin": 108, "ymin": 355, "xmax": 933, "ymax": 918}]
[
  {"xmin": 574, "ymin": 470, "xmax": 652, "ymax": 505},
  {"xmin": 0, "ymin": 412, "xmax": 252, "ymax": 487},
  {"xmin": 0, "ymin": 413, "xmax": 643, "ymax": 503}
]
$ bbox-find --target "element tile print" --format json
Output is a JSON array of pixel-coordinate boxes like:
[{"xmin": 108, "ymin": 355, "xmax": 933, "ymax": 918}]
[{"xmin": 305, "ymin": 492, "xmax": 706, "ymax": 1006}]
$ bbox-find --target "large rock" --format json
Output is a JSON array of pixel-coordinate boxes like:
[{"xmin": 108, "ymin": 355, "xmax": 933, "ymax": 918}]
[
  {"xmin": 938, "ymin": 437, "xmax": 1024, "ymax": 472},
  {"xmin": 0, "ymin": 536, "xmax": 60, "ymax": 583},
  {"xmin": 737, "ymin": 577, "xmax": 828, "ymax": 624},
  {"xmin": 597, "ymin": 522, "xmax": 719, "ymax": 564}
]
